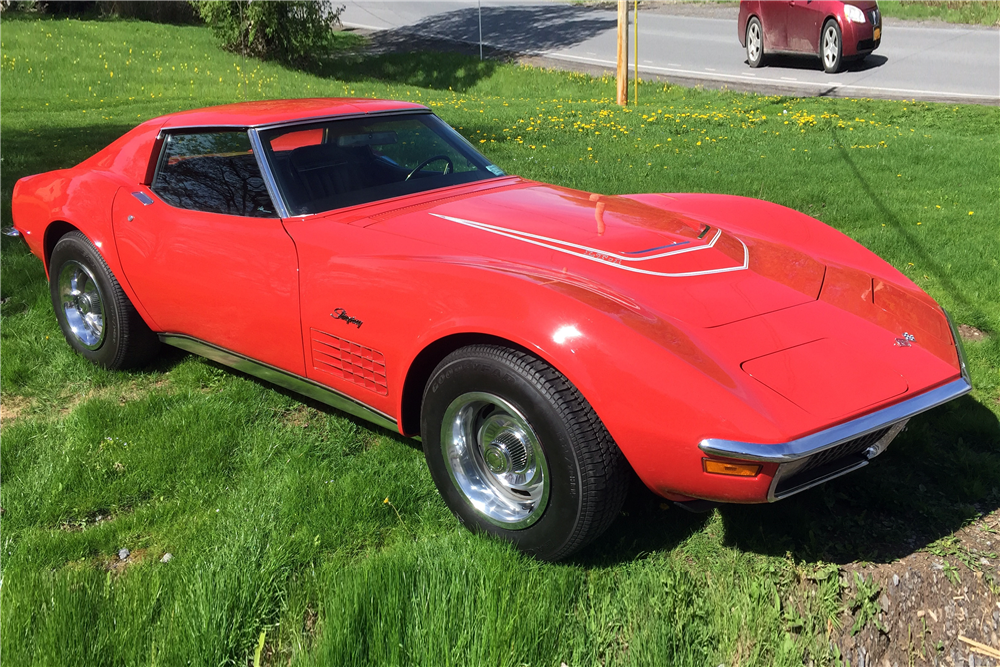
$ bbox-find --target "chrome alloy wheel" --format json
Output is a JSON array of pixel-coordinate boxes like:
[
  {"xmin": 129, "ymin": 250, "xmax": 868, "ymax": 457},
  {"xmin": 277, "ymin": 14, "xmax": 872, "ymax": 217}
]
[
  {"xmin": 747, "ymin": 21, "xmax": 762, "ymax": 64},
  {"xmin": 441, "ymin": 392, "xmax": 550, "ymax": 528},
  {"xmin": 823, "ymin": 25, "xmax": 840, "ymax": 70},
  {"xmin": 58, "ymin": 260, "xmax": 106, "ymax": 349}
]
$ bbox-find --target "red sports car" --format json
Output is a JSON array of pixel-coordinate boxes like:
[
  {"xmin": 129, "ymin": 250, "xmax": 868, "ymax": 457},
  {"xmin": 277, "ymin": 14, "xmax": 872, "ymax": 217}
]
[
  {"xmin": 739, "ymin": 0, "xmax": 882, "ymax": 73},
  {"xmin": 11, "ymin": 99, "xmax": 968, "ymax": 560}
]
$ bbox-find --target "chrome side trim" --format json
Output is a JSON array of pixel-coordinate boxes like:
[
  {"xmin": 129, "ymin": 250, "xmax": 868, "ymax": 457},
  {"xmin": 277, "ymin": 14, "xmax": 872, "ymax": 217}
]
[
  {"xmin": 159, "ymin": 334, "xmax": 398, "ymax": 433},
  {"xmin": 698, "ymin": 376, "xmax": 972, "ymax": 464},
  {"xmin": 248, "ymin": 128, "xmax": 290, "ymax": 219}
]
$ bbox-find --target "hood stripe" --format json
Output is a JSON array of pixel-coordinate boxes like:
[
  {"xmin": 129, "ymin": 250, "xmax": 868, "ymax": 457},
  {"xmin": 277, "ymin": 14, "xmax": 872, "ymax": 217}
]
[{"xmin": 430, "ymin": 213, "xmax": 749, "ymax": 278}]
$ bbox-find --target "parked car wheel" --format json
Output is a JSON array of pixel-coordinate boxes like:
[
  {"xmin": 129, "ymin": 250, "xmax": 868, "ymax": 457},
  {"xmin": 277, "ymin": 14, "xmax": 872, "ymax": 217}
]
[
  {"xmin": 822, "ymin": 19, "xmax": 843, "ymax": 73},
  {"xmin": 746, "ymin": 17, "xmax": 765, "ymax": 68},
  {"xmin": 49, "ymin": 231, "xmax": 159, "ymax": 369},
  {"xmin": 420, "ymin": 344, "xmax": 630, "ymax": 561}
]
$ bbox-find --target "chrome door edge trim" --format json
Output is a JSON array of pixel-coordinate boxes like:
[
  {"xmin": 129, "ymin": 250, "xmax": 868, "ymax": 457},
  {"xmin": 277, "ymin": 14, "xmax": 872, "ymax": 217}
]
[
  {"xmin": 698, "ymin": 375, "xmax": 972, "ymax": 463},
  {"xmin": 248, "ymin": 128, "xmax": 291, "ymax": 219},
  {"xmin": 159, "ymin": 334, "xmax": 399, "ymax": 433}
]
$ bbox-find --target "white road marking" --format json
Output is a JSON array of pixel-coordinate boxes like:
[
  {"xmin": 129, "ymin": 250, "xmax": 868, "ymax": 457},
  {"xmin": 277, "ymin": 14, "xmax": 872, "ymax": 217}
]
[
  {"xmin": 540, "ymin": 51, "xmax": 996, "ymax": 100},
  {"xmin": 780, "ymin": 77, "xmax": 798, "ymax": 81}
]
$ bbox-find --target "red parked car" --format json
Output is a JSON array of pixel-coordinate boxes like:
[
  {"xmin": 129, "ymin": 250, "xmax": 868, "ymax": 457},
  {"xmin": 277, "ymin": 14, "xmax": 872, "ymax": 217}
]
[
  {"xmin": 739, "ymin": 0, "xmax": 882, "ymax": 72},
  {"xmin": 11, "ymin": 99, "xmax": 968, "ymax": 560}
]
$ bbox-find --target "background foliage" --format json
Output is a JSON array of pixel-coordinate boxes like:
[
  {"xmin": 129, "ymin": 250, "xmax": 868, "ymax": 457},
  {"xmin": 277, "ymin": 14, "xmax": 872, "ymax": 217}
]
[{"xmin": 192, "ymin": 1, "xmax": 345, "ymax": 64}]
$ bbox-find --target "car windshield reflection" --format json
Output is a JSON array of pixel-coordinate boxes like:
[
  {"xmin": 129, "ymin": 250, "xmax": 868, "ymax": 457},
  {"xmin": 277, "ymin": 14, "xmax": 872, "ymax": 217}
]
[{"xmin": 259, "ymin": 113, "xmax": 505, "ymax": 216}]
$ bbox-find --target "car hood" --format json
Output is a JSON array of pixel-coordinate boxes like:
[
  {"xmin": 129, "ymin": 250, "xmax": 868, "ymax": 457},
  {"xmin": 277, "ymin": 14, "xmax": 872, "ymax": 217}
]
[{"xmin": 369, "ymin": 181, "xmax": 826, "ymax": 328}]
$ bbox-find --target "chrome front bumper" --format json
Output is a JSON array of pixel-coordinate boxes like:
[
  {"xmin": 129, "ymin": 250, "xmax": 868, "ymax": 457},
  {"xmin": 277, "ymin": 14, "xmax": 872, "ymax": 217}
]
[{"xmin": 699, "ymin": 312, "xmax": 972, "ymax": 502}]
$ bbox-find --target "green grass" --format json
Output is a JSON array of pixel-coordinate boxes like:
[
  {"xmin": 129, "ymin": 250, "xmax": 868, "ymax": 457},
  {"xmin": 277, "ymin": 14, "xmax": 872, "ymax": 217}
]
[
  {"xmin": 879, "ymin": 0, "xmax": 1000, "ymax": 26},
  {"xmin": 2, "ymin": 14, "xmax": 999, "ymax": 667}
]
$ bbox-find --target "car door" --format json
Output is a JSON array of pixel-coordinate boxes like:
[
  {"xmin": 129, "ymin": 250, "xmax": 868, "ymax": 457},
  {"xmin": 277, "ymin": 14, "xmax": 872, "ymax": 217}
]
[
  {"xmin": 786, "ymin": 0, "xmax": 825, "ymax": 53},
  {"xmin": 758, "ymin": 0, "xmax": 788, "ymax": 52},
  {"xmin": 113, "ymin": 129, "xmax": 306, "ymax": 375}
]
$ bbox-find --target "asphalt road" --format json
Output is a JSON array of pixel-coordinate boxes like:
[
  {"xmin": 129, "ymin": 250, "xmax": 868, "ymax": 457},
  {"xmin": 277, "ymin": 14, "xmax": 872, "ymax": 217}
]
[{"xmin": 340, "ymin": 1, "xmax": 1000, "ymax": 105}]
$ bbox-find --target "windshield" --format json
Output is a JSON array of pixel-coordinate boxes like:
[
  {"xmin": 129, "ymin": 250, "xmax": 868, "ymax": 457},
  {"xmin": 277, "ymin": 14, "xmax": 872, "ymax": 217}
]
[{"xmin": 259, "ymin": 112, "xmax": 505, "ymax": 216}]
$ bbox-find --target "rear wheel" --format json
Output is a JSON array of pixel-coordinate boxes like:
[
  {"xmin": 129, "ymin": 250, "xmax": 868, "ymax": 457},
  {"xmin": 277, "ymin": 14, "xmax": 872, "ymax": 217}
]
[
  {"xmin": 746, "ymin": 17, "xmax": 764, "ymax": 68},
  {"xmin": 49, "ymin": 231, "xmax": 159, "ymax": 369},
  {"xmin": 822, "ymin": 19, "xmax": 843, "ymax": 73},
  {"xmin": 420, "ymin": 345, "xmax": 630, "ymax": 561}
]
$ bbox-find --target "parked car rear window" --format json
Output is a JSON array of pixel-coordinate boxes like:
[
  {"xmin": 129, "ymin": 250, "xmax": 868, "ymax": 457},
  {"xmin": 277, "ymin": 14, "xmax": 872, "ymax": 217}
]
[
  {"xmin": 259, "ymin": 112, "xmax": 505, "ymax": 216},
  {"xmin": 151, "ymin": 131, "xmax": 276, "ymax": 217}
]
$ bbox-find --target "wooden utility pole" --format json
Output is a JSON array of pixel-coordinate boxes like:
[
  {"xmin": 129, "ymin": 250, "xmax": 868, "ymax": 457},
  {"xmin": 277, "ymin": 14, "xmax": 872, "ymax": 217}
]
[{"xmin": 616, "ymin": 0, "xmax": 628, "ymax": 105}]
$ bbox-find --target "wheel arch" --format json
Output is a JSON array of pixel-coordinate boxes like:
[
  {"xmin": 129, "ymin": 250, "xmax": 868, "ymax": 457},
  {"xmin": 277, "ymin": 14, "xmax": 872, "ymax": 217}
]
[
  {"xmin": 820, "ymin": 15, "xmax": 843, "ymax": 55},
  {"xmin": 43, "ymin": 220, "xmax": 81, "ymax": 273},
  {"xmin": 398, "ymin": 331, "xmax": 539, "ymax": 437}
]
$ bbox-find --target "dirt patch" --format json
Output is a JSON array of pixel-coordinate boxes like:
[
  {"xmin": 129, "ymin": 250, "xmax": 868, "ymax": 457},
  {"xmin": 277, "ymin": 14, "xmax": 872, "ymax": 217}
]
[
  {"xmin": 102, "ymin": 548, "xmax": 149, "ymax": 574},
  {"xmin": 60, "ymin": 377, "xmax": 172, "ymax": 416},
  {"xmin": 281, "ymin": 404, "xmax": 320, "ymax": 429},
  {"xmin": 59, "ymin": 511, "xmax": 120, "ymax": 533},
  {"xmin": 833, "ymin": 511, "xmax": 1000, "ymax": 667},
  {"xmin": 0, "ymin": 394, "xmax": 32, "ymax": 424},
  {"xmin": 959, "ymin": 324, "xmax": 989, "ymax": 342}
]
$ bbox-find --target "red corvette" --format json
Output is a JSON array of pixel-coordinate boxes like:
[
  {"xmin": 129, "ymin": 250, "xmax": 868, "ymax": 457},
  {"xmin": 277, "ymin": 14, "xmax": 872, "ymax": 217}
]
[
  {"xmin": 11, "ymin": 99, "xmax": 969, "ymax": 560},
  {"xmin": 739, "ymin": 0, "xmax": 882, "ymax": 73}
]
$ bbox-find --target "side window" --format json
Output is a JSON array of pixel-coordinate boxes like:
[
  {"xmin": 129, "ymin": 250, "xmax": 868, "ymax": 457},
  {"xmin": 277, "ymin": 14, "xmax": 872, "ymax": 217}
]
[{"xmin": 151, "ymin": 131, "xmax": 276, "ymax": 217}]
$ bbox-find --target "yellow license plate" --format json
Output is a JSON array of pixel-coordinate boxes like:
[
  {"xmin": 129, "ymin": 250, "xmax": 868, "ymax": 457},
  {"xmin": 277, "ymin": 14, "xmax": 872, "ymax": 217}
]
[{"xmin": 874, "ymin": 27, "xmax": 881, "ymax": 40}]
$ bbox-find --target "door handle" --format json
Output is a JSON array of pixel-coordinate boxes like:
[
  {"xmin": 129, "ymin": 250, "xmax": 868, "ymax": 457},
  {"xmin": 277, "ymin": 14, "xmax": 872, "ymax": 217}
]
[{"xmin": 131, "ymin": 191, "xmax": 154, "ymax": 205}]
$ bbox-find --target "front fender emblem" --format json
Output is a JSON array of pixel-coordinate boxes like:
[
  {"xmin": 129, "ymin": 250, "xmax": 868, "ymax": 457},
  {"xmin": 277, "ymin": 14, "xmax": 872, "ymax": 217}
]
[
  {"xmin": 331, "ymin": 308, "xmax": 363, "ymax": 329},
  {"xmin": 895, "ymin": 332, "xmax": 916, "ymax": 347}
]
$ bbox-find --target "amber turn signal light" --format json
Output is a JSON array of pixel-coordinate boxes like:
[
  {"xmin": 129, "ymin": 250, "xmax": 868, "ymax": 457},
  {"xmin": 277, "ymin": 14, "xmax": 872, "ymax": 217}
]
[{"xmin": 702, "ymin": 459, "xmax": 761, "ymax": 477}]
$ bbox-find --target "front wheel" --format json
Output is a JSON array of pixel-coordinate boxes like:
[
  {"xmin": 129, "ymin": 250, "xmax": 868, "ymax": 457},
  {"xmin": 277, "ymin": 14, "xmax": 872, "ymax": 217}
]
[
  {"xmin": 746, "ymin": 17, "xmax": 765, "ymax": 68},
  {"xmin": 49, "ymin": 231, "xmax": 159, "ymax": 369},
  {"xmin": 420, "ymin": 345, "xmax": 630, "ymax": 561},
  {"xmin": 822, "ymin": 19, "xmax": 843, "ymax": 73}
]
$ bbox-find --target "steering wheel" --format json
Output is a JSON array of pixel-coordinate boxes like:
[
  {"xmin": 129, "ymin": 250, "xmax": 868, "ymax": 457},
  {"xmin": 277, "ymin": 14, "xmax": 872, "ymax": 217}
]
[{"xmin": 405, "ymin": 155, "xmax": 454, "ymax": 181}]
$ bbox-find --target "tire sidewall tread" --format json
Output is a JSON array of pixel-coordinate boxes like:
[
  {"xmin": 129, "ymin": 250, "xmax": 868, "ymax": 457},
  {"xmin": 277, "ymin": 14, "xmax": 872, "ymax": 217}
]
[
  {"xmin": 421, "ymin": 344, "xmax": 629, "ymax": 561},
  {"xmin": 49, "ymin": 231, "xmax": 158, "ymax": 369}
]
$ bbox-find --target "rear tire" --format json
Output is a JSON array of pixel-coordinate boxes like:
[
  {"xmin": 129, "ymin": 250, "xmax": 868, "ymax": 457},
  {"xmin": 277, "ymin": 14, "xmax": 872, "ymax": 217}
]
[
  {"xmin": 746, "ymin": 17, "xmax": 765, "ymax": 68},
  {"xmin": 49, "ymin": 231, "xmax": 159, "ymax": 369},
  {"xmin": 822, "ymin": 19, "xmax": 843, "ymax": 73},
  {"xmin": 420, "ymin": 345, "xmax": 630, "ymax": 561}
]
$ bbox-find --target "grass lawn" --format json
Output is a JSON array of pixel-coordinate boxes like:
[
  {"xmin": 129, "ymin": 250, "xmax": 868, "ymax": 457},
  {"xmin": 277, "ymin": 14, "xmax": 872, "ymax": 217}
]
[
  {"xmin": 879, "ymin": 0, "xmax": 1000, "ymax": 26},
  {"xmin": 2, "ymin": 13, "xmax": 999, "ymax": 667}
]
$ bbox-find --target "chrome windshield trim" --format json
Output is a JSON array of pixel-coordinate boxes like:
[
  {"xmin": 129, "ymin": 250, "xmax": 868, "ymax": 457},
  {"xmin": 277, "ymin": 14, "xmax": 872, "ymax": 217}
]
[
  {"xmin": 699, "ymin": 376, "xmax": 972, "ymax": 463},
  {"xmin": 248, "ymin": 128, "xmax": 290, "ymax": 219},
  {"xmin": 159, "ymin": 334, "xmax": 398, "ymax": 433},
  {"xmin": 251, "ymin": 107, "xmax": 430, "ymax": 132}
]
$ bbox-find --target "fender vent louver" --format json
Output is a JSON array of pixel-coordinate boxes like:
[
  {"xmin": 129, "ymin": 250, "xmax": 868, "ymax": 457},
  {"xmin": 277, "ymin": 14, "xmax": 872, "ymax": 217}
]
[{"xmin": 310, "ymin": 329, "xmax": 388, "ymax": 396}]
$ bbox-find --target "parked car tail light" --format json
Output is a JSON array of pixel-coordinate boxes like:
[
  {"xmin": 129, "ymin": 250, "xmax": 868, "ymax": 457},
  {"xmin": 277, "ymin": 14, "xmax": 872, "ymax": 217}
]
[
  {"xmin": 703, "ymin": 459, "xmax": 762, "ymax": 477},
  {"xmin": 844, "ymin": 5, "xmax": 867, "ymax": 23}
]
